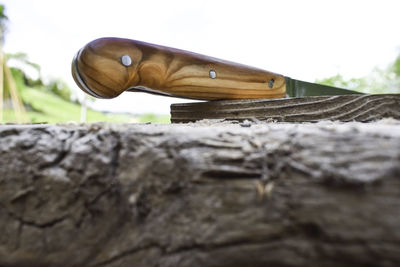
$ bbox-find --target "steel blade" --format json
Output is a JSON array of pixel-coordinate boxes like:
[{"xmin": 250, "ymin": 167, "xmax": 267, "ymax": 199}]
[{"xmin": 285, "ymin": 77, "xmax": 363, "ymax": 97}]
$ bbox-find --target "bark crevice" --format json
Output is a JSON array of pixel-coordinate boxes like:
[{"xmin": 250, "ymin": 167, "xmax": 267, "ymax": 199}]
[{"xmin": 0, "ymin": 121, "xmax": 399, "ymax": 267}]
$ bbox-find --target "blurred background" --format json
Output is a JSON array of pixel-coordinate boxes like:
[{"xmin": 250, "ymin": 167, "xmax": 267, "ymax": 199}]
[{"xmin": 0, "ymin": 0, "xmax": 399, "ymax": 124}]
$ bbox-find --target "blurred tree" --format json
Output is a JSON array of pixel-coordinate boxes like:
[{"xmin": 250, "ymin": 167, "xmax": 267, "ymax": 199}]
[
  {"xmin": 6, "ymin": 52, "xmax": 74, "ymax": 102},
  {"xmin": 390, "ymin": 55, "xmax": 400, "ymax": 90},
  {"xmin": 7, "ymin": 52, "xmax": 42, "ymax": 85},
  {"xmin": 317, "ymin": 54, "xmax": 400, "ymax": 94},
  {"xmin": 0, "ymin": 4, "xmax": 27, "ymax": 123},
  {"xmin": 393, "ymin": 55, "xmax": 400, "ymax": 75},
  {"xmin": 316, "ymin": 74, "xmax": 367, "ymax": 91},
  {"xmin": 0, "ymin": 3, "xmax": 7, "ymax": 43},
  {"xmin": 47, "ymin": 78, "xmax": 72, "ymax": 101}
]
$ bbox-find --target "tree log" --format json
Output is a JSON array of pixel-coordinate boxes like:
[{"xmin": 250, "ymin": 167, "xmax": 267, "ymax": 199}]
[
  {"xmin": 0, "ymin": 121, "xmax": 400, "ymax": 267},
  {"xmin": 171, "ymin": 94, "xmax": 400, "ymax": 123}
]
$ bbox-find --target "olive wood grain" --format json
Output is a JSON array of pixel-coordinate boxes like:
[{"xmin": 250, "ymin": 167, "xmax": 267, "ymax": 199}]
[
  {"xmin": 72, "ymin": 37, "xmax": 286, "ymax": 100},
  {"xmin": 171, "ymin": 94, "xmax": 400, "ymax": 123}
]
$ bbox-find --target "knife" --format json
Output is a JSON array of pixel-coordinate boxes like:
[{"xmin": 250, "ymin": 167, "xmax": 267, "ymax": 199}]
[{"xmin": 72, "ymin": 37, "xmax": 361, "ymax": 100}]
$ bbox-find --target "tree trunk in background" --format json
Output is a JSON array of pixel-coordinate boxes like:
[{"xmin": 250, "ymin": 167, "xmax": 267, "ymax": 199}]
[
  {"xmin": 0, "ymin": 121, "xmax": 399, "ymax": 267},
  {"xmin": 80, "ymin": 96, "xmax": 87, "ymax": 123},
  {"xmin": 0, "ymin": 50, "xmax": 4, "ymax": 123},
  {"xmin": 0, "ymin": 52, "xmax": 28, "ymax": 123}
]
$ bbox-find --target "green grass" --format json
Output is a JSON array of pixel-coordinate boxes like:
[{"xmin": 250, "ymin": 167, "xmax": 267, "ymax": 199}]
[
  {"xmin": 138, "ymin": 113, "xmax": 171, "ymax": 123},
  {"xmin": 2, "ymin": 87, "xmax": 170, "ymax": 124}
]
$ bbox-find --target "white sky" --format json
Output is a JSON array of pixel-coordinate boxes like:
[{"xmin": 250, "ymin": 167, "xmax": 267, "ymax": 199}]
[{"xmin": 2, "ymin": 0, "xmax": 400, "ymax": 114}]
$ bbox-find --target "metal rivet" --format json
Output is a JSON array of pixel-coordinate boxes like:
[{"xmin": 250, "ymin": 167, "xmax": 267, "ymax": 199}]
[
  {"xmin": 121, "ymin": 55, "xmax": 132, "ymax": 67},
  {"xmin": 268, "ymin": 79, "xmax": 274, "ymax": 88},
  {"xmin": 209, "ymin": 69, "xmax": 217, "ymax": 79}
]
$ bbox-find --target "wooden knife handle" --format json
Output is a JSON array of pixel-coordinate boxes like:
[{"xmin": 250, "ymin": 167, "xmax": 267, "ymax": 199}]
[{"xmin": 72, "ymin": 37, "xmax": 287, "ymax": 100}]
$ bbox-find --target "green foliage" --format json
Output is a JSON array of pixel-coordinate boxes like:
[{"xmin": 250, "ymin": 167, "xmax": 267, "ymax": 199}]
[
  {"xmin": 316, "ymin": 74, "xmax": 367, "ymax": 91},
  {"xmin": 7, "ymin": 52, "xmax": 41, "ymax": 75},
  {"xmin": 47, "ymin": 78, "xmax": 72, "ymax": 102},
  {"xmin": 9, "ymin": 67, "xmax": 43, "ymax": 90},
  {"xmin": 9, "ymin": 67, "xmax": 25, "ymax": 92},
  {"xmin": 7, "ymin": 52, "xmax": 43, "ymax": 88},
  {"xmin": 1, "ymin": 86, "xmax": 168, "ymax": 124},
  {"xmin": 4, "ymin": 51, "xmax": 168, "ymax": 124},
  {"xmin": 7, "ymin": 53, "xmax": 72, "ymax": 101},
  {"xmin": 139, "ymin": 113, "xmax": 170, "ymax": 123},
  {"xmin": 317, "ymin": 55, "xmax": 400, "ymax": 94},
  {"xmin": 392, "ymin": 55, "xmax": 400, "ymax": 76},
  {"xmin": 0, "ymin": 3, "xmax": 8, "ymax": 42},
  {"xmin": 0, "ymin": 4, "xmax": 6, "ymax": 19},
  {"xmin": 16, "ymin": 87, "xmax": 133, "ymax": 123}
]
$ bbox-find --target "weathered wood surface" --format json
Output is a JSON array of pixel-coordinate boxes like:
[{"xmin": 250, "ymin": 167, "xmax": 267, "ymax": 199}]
[
  {"xmin": 171, "ymin": 94, "xmax": 400, "ymax": 123},
  {"xmin": 0, "ymin": 121, "xmax": 400, "ymax": 267}
]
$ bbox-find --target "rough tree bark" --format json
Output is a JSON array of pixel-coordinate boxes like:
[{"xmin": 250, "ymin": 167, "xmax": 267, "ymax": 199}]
[{"xmin": 0, "ymin": 120, "xmax": 399, "ymax": 267}]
